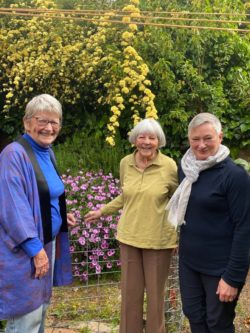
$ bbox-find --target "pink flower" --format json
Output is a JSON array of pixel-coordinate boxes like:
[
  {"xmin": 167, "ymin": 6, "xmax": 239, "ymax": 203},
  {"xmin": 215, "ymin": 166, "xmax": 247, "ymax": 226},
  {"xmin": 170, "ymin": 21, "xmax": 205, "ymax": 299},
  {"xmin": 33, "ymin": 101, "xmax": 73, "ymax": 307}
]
[
  {"xmin": 107, "ymin": 249, "xmax": 115, "ymax": 257},
  {"xmin": 65, "ymin": 169, "xmax": 121, "ymax": 281},
  {"xmin": 78, "ymin": 237, "xmax": 85, "ymax": 245},
  {"xmin": 107, "ymin": 262, "xmax": 112, "ymax": 269}
]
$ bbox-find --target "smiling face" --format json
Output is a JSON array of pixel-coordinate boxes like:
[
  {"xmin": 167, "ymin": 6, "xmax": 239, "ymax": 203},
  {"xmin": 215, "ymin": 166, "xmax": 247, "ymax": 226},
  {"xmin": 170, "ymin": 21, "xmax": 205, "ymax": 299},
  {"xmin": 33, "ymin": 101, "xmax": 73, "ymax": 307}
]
[
  {"xmin": 135, "ymin": 132, "xmax": 159, "ymax": 161},
  {"xmin": 23, "ymin": 111, "xmax": 61, "ymax": 147},
  {"xmin": 189, "ymin": 122, "xmax": 223, "ymax": 160}
]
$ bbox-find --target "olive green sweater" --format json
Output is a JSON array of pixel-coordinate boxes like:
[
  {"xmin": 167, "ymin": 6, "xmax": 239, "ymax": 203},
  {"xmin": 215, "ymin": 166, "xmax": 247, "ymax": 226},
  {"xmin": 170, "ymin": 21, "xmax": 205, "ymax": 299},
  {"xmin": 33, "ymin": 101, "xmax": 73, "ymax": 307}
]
[{"xmin": 101, "ymin": 151, "xmax": 178, "ymax": 249}]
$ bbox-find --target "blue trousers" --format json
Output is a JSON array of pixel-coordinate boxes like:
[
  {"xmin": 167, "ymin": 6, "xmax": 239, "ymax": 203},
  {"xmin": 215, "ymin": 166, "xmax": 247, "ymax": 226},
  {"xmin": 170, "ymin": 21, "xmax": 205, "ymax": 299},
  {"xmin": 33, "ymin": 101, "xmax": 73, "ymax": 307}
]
[
  {"xmin": 5, "ymin": 303, "xmax": 49, "ymax": 333},
  {"xmin": 179, "ymin": 260, "xmax": 240, "ymax": 333},
  {"xmin": 5, "ymin": 240, "xmax": 56, "ymax": 333}
]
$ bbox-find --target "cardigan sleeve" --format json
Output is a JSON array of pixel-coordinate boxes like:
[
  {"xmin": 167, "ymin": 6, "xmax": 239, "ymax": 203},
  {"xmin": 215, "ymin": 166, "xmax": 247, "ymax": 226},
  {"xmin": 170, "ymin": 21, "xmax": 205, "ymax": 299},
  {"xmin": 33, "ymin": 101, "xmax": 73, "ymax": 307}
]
[
  {"xmin": 222, "ymin": 165, "xmax": 250, "ymax": 287},
  {"xmin": 0, "ymin": 147, "xmax": 40, "ymax": 250}
]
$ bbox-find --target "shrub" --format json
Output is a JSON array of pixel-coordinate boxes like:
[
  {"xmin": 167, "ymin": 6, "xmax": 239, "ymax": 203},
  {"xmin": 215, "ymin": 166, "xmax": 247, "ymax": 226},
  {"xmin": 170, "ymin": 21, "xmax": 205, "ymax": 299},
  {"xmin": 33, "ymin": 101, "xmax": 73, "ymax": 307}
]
[
  {"xmin": 234, "ymin": 158, "xmax": 250, "ymax": 172},
  {"xmin": 63, "ymin": 169, "xmax": 121, "ymax": 282},
  {"xmin": 53, "ymin": 131, "xmax": 131, "ymax": 178}
]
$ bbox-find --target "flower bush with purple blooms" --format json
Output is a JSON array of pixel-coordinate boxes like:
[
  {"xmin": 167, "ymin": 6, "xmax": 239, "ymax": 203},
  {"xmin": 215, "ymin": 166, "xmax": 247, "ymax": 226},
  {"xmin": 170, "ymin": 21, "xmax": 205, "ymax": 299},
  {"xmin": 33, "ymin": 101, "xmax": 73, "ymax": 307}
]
[{"xmin": 62, "ymin": 170, "xmax": 122, "ymax": 282}]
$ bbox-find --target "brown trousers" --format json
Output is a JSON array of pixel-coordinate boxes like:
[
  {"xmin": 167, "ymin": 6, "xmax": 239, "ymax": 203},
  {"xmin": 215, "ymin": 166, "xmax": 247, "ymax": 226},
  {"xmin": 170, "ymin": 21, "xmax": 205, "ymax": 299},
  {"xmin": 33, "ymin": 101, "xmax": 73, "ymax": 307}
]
[{"xmin": 119, "ymin": 243, "xmax": 173, "ymax": 333}]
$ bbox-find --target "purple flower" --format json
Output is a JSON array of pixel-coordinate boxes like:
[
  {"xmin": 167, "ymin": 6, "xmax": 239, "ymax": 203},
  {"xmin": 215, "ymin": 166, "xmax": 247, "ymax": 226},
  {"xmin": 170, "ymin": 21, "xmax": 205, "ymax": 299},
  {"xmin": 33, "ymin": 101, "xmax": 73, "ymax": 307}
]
[
  {"xmin": 64, "ymin": 169, "xmax": 121, "ymax": 281},
  {"xmin": 71, "ymin": 226, "xmax": 80, "ymax": 235},
  {"xmin": 78, "ymin": 237, "xmax": 85, "ymax": 245},
  {"xmin": 106, "ymin": 262, "xmax": 112, "ymax": 269},
  {"xmin": 95, "ymin": 264, "xmax": 101, "ymax": 274},
  {"xmin": 82, "ymin": 230, "xmax": 89, "ymax": 237},
  {"xmin": 107, "ymin": 249, "xmax": 115, "ymax": 257}
]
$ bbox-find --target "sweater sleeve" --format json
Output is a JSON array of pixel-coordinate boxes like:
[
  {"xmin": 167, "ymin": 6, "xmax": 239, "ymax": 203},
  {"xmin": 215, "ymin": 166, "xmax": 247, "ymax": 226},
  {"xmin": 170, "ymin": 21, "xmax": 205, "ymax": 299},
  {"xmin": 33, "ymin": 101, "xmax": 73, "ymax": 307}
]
[
  {"xmin": 100, "ymin": 194, "xmax": 123, "ymax": 215},
  {"xmin": 20, "ymin": 237, "xmax": 43, "ymax": 257},
  {"xmin": 100, "ymin": 158, "xmax": 125, "ymax": 216},
  {"xmin": 222, "ymin": 165, "xmax": 250, "ymax": 287}
]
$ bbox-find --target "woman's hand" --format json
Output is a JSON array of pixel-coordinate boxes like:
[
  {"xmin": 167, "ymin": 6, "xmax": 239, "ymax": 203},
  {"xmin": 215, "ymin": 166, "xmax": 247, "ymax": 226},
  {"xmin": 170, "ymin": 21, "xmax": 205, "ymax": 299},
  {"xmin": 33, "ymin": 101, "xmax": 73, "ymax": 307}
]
[
  {"xmin": 67, "ymin": 212, "xmax": 76, "ymax": 227},
  {"xmin": 216, "ymin": 278, "xmax": 238, "ymax": 302},
  {"xmin": 84, "ymin": 209, "xmax": 102, "ymax": 222},
  {"xmin": 34, "ymin": 248, "xmax": 49, "ymax": 279}
]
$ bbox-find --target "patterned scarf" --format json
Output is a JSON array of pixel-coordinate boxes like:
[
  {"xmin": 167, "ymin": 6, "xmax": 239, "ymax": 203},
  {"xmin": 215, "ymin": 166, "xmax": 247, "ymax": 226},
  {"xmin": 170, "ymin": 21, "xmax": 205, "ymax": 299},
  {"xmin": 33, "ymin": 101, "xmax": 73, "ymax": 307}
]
[{"xmin": 166, "ymin": 144, "xmax": 230, "ymax": 229}]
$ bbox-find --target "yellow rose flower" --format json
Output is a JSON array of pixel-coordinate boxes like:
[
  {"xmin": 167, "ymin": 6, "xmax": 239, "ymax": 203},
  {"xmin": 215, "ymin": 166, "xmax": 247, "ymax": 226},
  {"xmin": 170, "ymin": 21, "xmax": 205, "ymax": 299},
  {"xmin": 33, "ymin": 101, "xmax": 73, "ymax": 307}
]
[
  {"xmin": 121, "ymin": 87, "xmax": 130, "ymax": 94},
  {"xmin": 6, "ymin": 92, "xmax": 14, "ymax": 99},
  {"xmin": 139, "ymin": 84, "xmax": 145, "ymax": 91},
  {"xmin": 129, "ymin": 24, "xmax": 138, "ymax": 32},
  {"xmin": 110, "ymin": 115, "xmax": 118, "ymax": 123},
  {"xmin": 118, "ymin": 104, "xmax": 125, "ymax": 110},
  {"xmin": 116, "ymin": 96, "xmax": 124, "ymax": 104},
  {"xmin": 123, "ymin": 67, "xmax": 130, "ymax": 74},
  {"xmin": 111, "ymin": 106, "xmax": 119, "ymax": 113},
  {"xmin": 122, "ymin": 31, "xmax": 134, "ymax": 41},
  {"xmin": 106, "ymin": 136, "xmax": 115, "ymax": 146},
  {"xmin": 139, "ymin": 75, "xmax": 145, "ymax": 81},
  {"xmin": 144, "ymin": 88, "xmax": 151, "ymax": 95},
  {"xmin": 123, "ymin": 5, "xmax": 138, "ymax": 12},
  {"xmin": 131, "ymin": 12, "xmax": 141, "ymax": 18},
  {"xmin": 122, "ymin": 17, "xmax": 131, "ymax": 23},
  {"xmin": 119, "ymin": 80, "xmax": 126, "ymax": 88},
  {"xmin": 107, "ymin": 124, "xmax": 115, "ymax": 131},
  {"xmin": 144, "ymin": 80, "xmax": 151, "ymax": 86},
  {"xmin": 124, "ymin": 46, "xmax": 137, "ymax": 57},
  {"xmin": 142, "ymin": 96, "xmax": 150, "ymax": 103}
]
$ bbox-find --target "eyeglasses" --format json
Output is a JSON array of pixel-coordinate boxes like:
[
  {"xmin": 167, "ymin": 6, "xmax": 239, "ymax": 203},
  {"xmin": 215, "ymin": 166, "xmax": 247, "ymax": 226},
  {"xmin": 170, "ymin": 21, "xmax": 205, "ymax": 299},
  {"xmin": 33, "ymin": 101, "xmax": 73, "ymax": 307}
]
[{"xmin": 33, "ymin": 117, "xmax": 61, "ymax": 129}]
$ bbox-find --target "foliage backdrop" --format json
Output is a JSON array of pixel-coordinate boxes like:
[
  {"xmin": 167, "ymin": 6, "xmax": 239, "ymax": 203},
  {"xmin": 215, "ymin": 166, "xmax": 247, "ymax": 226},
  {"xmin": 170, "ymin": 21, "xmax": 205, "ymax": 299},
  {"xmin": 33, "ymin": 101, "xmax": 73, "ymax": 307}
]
[{"xmin": 0, "ymin": 0, "xmax": 249, "ymax": 162}]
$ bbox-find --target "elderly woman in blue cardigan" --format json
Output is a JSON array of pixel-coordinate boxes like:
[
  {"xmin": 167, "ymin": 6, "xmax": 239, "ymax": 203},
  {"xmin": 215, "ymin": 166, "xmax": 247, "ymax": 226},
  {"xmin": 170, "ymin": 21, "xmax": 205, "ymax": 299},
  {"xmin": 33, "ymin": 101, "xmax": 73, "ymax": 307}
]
[
  {"xmin": 167, "ymin": 113, "xmax": 250, "ymax": 333},
  {"xmin": 0, "ymin": 94, "xmax": 75, "ymax": 333}
]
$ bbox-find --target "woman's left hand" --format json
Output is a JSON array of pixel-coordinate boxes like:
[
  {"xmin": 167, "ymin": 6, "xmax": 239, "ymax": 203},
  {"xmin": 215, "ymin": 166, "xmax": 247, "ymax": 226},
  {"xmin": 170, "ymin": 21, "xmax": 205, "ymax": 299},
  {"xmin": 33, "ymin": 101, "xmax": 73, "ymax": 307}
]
[
  {"xmin": 34, "ymin": 248, "xmax": 49, "ymax": 279},
  {"xmin": 216, "ymin": 278, "xmax": 238, "ymax": 302},
  {"xmin": 67, "ymin": 212, "xmax": 76, "ymax": 227}
]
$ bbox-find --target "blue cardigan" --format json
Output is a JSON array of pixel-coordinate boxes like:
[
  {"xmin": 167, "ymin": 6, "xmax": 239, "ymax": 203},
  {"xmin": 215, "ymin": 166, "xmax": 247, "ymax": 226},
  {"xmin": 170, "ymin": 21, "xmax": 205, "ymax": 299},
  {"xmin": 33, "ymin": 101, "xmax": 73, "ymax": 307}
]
[
  {"xmin": 179, "ymin": 157, "xmax": 250, "ymax": 288},
  {"xmin": 0, "ymin": 141, "xmax": 72, "ymax": 319}
]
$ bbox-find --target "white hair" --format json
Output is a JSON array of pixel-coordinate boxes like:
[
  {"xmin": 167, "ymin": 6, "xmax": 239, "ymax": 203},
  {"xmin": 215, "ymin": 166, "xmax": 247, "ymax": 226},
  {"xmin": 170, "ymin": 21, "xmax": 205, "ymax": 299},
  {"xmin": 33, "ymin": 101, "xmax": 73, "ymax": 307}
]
[
  {"xmin": 188, "ymin": 112, "xmax": 222, "ymax": 135},
  {"xmin": 129, "ymin": 118, "xmax": 166, "ymax": 148},
  {"xmin": 23, "ymin": 94, "xmax": 62, "ymax": 121}
]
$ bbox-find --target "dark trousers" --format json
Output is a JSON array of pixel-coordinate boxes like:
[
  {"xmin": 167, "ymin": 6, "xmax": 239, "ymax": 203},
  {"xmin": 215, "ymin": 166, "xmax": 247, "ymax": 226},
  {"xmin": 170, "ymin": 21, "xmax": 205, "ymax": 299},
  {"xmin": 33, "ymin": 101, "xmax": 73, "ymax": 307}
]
[{"xmin": 179, "ymin": 260, "xmax": 240, "ymax": 333}]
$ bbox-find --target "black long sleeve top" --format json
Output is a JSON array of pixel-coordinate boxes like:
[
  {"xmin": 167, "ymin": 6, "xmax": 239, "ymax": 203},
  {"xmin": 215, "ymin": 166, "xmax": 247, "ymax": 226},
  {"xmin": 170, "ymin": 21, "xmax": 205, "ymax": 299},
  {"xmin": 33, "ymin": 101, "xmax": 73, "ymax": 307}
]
[{"xmin": 179, "ymin": 157, "xmax": 250, "ymax": 288}]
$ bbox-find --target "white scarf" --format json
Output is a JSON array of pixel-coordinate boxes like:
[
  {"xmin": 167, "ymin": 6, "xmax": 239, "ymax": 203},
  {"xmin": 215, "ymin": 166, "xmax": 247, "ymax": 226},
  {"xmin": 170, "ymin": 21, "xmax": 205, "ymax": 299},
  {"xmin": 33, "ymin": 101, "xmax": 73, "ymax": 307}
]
[{"xmin": 166, "ymin": 144, "xmax": 230, "ymax": 229}]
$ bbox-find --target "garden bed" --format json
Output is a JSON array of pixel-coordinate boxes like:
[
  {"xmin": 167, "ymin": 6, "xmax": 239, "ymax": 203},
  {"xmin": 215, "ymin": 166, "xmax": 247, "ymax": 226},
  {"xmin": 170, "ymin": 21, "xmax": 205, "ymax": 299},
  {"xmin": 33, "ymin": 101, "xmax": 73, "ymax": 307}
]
[{"xmin": 46, "ymin": 272, "xmax": 250, "ymax": 333}]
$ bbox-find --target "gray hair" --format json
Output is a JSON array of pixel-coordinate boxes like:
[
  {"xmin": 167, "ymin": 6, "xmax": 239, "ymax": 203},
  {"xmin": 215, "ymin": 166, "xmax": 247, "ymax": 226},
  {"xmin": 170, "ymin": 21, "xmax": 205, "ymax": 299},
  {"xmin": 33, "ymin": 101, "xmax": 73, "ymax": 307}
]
[
  {"xmin": 188, "ymin": 112, "xmax": 222, "ymax": 135},
  {"xmin": 129, "ymin": 118, "xmax": 166, "ymax": 148},
  {"xmin": 23, "ymin": 94, "xmax": 62, "ymax": 121}
]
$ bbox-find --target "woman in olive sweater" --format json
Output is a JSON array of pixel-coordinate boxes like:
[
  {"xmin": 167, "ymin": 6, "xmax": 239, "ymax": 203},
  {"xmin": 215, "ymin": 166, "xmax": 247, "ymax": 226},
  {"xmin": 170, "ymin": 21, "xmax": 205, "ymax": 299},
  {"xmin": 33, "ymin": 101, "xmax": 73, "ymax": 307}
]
[{"xmin": 85, "ymin": 118, "xmax": 178, "ymax": 333}]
